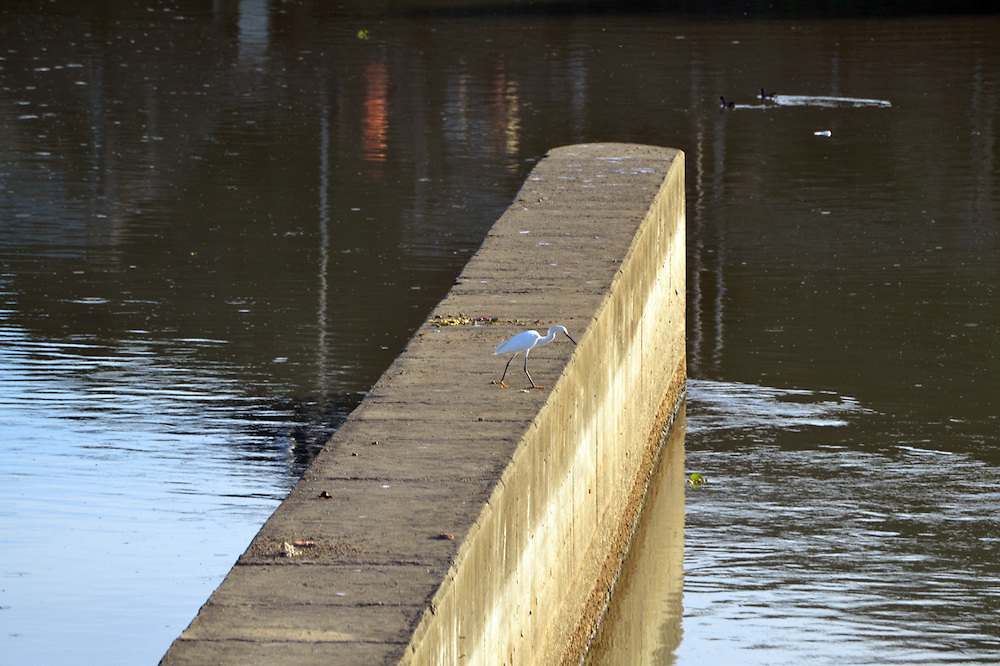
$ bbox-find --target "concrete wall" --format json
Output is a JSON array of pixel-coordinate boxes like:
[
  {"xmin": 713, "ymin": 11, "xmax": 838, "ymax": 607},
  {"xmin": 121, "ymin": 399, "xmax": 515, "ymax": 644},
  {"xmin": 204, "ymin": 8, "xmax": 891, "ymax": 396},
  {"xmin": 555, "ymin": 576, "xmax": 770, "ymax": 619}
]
[
  {"xmin": 582, "ymin": 409, "xmax": 685, "ymax": 664},
  {"xmin": 160, "ymin": 143, "xmax": 685, "ymax": 665}
]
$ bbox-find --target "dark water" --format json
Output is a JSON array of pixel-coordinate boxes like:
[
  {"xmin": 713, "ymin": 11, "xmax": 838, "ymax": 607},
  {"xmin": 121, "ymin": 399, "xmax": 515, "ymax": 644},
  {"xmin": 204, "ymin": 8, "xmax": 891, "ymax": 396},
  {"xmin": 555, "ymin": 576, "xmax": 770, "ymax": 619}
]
[{"xmin": 1, "ymin": 3, "xmax": 998, "ymax": 663}]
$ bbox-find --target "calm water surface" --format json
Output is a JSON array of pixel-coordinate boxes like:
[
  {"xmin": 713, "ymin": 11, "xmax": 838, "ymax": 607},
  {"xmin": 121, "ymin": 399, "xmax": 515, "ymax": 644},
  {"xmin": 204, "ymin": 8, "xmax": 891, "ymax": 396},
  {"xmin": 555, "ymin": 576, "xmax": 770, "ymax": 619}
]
[{"xmin": 1, "ymin": 3, "xmax": 998, "ymax": 663}]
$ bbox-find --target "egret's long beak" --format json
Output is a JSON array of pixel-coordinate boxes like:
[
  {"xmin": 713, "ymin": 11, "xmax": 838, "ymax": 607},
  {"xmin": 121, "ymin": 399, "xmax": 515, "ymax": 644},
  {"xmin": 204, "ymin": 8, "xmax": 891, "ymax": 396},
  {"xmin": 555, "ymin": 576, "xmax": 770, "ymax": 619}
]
[{"xmin": 565, "ymin": 333, "xmax": 577, "ymax": 345}]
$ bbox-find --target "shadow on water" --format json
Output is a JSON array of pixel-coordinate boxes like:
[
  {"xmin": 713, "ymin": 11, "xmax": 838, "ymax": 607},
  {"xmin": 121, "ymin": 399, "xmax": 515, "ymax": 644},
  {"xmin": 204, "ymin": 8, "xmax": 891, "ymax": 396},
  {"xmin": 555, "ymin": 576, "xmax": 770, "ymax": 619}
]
[{"xmin": 246, "ymin": 394, "xmax": 363, "ymax": 473}]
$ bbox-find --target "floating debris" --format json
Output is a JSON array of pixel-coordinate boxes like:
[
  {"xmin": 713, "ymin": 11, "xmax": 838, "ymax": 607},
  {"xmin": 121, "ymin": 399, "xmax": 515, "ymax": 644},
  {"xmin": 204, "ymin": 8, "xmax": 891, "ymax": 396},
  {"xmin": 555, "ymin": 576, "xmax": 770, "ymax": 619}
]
[{"xmin": 772, "ymin": 94, "xmax": 891, "ymax": 108}]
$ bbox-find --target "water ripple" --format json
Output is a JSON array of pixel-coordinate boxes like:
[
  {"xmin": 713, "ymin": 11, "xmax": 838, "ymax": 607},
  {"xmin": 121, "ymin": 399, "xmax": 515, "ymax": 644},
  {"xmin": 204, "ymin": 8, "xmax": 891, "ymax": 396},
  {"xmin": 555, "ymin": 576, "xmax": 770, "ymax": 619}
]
[{"xmin": 682, "ymin": 383, "xmax": 1000, "ymax": 663}]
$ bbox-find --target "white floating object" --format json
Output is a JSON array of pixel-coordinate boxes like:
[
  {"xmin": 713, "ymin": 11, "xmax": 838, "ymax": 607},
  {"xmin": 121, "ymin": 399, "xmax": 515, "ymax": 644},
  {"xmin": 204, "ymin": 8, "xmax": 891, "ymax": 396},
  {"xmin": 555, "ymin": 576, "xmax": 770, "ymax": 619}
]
[
  {"xmin": 814, "ymin": 130, "xmax": 832, "ymax": 137},
  {"xmin": 777, "ymin": 95, "xmax": 891, "ymax": 108}
]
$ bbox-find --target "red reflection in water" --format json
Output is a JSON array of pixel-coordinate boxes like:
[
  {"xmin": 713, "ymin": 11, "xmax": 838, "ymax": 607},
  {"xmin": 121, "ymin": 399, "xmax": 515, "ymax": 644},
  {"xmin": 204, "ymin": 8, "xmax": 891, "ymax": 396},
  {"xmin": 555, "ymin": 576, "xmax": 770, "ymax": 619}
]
[
  {"xmin": 489, "ymin": 59, "xmax": 520, "ymax": 171},
  {"xmin": 362, "ymin": 60, "xmax": 389, "ymax": 177}
]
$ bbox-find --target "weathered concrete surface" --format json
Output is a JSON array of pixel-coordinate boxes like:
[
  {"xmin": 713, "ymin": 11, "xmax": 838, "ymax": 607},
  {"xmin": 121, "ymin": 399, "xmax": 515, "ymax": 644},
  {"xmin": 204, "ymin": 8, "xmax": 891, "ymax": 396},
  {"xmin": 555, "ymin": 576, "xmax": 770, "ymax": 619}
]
[{"xmin": 160, "ymin": 143, "xmax": 685, "ymax": 665}]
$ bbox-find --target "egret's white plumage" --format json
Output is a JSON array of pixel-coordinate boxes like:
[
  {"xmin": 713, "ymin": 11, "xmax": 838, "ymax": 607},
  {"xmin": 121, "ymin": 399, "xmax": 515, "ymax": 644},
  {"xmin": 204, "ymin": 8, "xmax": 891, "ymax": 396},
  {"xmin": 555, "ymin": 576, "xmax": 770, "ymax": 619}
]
[{"xmin": 493, "ymin": 325, "xmax": 576, "ymax": 389}]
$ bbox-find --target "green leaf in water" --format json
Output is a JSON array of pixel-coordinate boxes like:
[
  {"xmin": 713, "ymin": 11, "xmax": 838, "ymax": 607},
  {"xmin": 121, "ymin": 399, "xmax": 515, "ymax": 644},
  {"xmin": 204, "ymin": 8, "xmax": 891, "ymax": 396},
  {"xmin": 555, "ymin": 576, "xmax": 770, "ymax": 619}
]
[{"xmin": 687, "ymin": 472, "xmax": 707, "ymax": 487}]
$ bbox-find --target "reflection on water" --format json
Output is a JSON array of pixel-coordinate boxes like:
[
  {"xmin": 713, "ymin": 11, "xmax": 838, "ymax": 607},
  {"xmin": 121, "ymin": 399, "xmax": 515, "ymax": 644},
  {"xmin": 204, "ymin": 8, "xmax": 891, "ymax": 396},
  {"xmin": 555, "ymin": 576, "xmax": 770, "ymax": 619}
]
[
  {"xmin": 675, "ymin": 16, "xmax": 1000, "ymax": 660},
  {"xmin": 1, "ymin": 3, "xmax": 999, "ymax": 664},
  {"xmin": 686, "ymin": 379, "xmax": 872, "ymax": 434},
  {"xmin": 681, "ymin": 381, "xmax": 1000, "ymax": 664},
  {"xmin": 363, "ymin": 61, "xmax": 390, "ymax": 169},
  {"xmin": 1, "ymin": 3, "xmax": 512, "ymax": 662},
  {"xmin": 0, "ymin": 317, "xmax": 315, "ymax": 662}
]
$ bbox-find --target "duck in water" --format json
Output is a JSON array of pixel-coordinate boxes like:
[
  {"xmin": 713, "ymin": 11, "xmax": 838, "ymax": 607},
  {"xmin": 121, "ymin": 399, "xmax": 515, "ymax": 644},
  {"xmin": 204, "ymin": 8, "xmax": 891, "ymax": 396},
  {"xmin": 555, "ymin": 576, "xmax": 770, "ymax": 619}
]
[{"xmin": 718, "ymin": 96, "xmax": 735, "ymax": 108}]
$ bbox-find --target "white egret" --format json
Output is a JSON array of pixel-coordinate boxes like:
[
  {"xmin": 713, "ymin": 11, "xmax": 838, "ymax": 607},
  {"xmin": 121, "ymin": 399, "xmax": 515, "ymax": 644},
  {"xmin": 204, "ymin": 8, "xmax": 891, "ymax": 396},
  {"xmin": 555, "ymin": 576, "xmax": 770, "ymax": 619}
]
[{"xmin": 493, "ymin": 325, "xmax": 577, "ymax": 389}]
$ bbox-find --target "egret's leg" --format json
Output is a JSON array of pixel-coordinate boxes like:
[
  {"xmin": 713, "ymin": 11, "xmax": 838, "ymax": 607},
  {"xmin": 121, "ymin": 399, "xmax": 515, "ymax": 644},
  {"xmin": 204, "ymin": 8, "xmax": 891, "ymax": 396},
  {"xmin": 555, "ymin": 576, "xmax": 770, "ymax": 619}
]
[
  {"xmin": 498, "ymin": 355, "xmax": 515, "ymax": 388},
  {"xmin": 524, "ymin": 351, "xmax": 543, "ymax": 389}
]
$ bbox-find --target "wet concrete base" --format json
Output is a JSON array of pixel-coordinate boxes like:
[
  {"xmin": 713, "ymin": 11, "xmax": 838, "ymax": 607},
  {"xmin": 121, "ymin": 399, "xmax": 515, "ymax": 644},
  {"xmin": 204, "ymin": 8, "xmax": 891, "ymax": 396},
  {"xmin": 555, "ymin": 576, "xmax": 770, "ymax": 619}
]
[{"xmin": 161, "ymin": 143, "xmax": 686, "ymax": 665}]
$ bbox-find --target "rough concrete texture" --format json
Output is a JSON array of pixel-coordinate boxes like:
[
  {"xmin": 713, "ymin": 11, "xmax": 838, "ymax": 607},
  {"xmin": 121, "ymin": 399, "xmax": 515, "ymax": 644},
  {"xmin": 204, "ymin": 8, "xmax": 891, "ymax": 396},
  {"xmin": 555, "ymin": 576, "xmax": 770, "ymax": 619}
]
[{"xmin": 160, "ymin": 143, "xmax": 686, "ymax": 666}]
